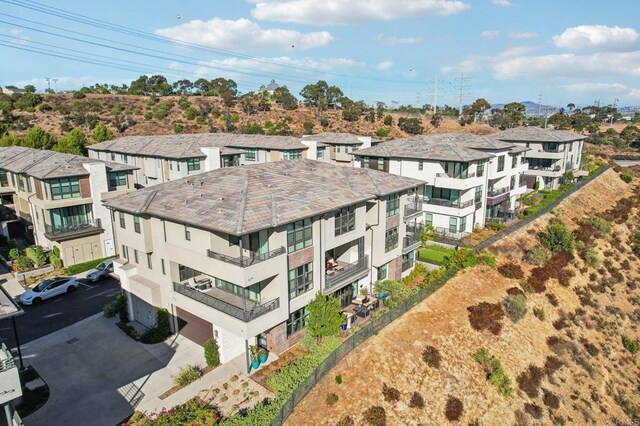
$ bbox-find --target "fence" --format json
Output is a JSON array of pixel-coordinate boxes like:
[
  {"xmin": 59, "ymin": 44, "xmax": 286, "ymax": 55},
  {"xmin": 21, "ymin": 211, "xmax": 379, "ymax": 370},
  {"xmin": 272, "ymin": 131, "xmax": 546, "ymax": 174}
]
[
  {"xmin": 474, "ymin": 165, "xmax": 610, "ymax": 252},
  {"xmin": 271, "ymin": 268, "xmax": 457, "ymax": 425}
]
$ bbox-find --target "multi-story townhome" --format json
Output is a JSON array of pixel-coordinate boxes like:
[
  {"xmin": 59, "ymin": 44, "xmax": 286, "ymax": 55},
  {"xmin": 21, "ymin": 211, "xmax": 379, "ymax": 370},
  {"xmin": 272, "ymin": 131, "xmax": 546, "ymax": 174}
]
[
  {"xmin": 105, "ymin": 160, "xmax": 423, "ymax": 366},
  {"xmin": 0, "ymin": 146, "xmax": 137, "ymax": 265},
  {"xmin": 301, "ymin": 132, "xmax": 379, "ymax": 166},
  {"xmin": 88, "ymin": 133, "xmax": 317, "ymax": 187},
  {"xmin": 492, "ymin": 127, "xmax": 585, "ymax": 190},
  {"xmin": 353, "ymin": 133, "xmax": 529, "ymax": 238}
]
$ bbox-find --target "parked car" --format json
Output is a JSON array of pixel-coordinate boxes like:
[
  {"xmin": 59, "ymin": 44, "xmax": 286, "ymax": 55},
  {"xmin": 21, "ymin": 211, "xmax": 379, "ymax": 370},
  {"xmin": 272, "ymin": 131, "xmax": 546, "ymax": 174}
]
[
  {"xmin": 86, "ymin": 260, "xmax": 114, "ymax": 283},
  {"xmin": 19, "ymin": 277, "xmax": 79, "ymax": 305}
]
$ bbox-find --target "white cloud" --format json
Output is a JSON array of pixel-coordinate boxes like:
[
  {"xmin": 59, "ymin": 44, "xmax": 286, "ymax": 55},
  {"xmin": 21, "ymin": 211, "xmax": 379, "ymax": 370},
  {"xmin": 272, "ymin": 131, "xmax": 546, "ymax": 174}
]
[
  {"xmin": 509, "ymin": 32, "xmax": 538, "ymax": 39},
  {"xmin": 376, "ymin": 34, "xmax": 422, "ymax": 46},
  {"xmin": 496, "ymin": 45, "xmax": 542, "ymax": 57},
  {"xmin": 553, "ymin": 25, "xmax": 639, "ymax": 51},
  {"xmin": 251, "ymin": 0, "xmax": 470, "ymax": 25},
  {"xmin": 564, "ymin": 82, "xmax": 640, "ymax": 101},
  {"xmin": 441, "ymin": 58, "xmax": 480, "ymax": 74},
  {"xmin": 481, "ymin": 30, "xmax": 500, "ymax": 40},
  {"xmin": 155, "ymin": 17, "xmax": 333, "ymax": 51},
  {"xmin": 491, "ymin": 0, "xmax": 512, "ymax": 6},
  {"xmin": 376, "ymin": 61, "xmax": 394, "ymax": 71},
  {"xmin": 492, "ymin": 50, "xmax": 640, "ymax": 79}
]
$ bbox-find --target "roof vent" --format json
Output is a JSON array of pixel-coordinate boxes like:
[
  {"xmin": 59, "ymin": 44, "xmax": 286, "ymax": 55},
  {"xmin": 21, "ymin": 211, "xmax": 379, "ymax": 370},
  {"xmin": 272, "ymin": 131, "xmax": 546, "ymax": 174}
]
[{"xmin": 219, "ymin": 197, "xmax": 224, "ymax": 201}]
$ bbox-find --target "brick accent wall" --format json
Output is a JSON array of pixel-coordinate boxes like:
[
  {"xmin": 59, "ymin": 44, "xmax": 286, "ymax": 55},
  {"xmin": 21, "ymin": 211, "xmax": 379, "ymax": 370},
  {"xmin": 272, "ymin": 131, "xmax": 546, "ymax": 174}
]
[
  {"xmin": 387, "ymin": 254, "xmax": 402, "ymax": 281},
  {"xmin": 288, "ymin": 246, "xmax": 314, "ymax": 269},
  {"xmin": 79, "ymin": 176, "xmax": 91, "ymax": 198},
  {"xmin": 266, "ymin": 321, "xmax": 288, "ymax": 354},
  {"xmin": 34, "ymin": 180, "xmax": 43, "ymax": 200},
  {"xmin": 385, "ymin": 213, "xmax": 400, "ymax": 230}
]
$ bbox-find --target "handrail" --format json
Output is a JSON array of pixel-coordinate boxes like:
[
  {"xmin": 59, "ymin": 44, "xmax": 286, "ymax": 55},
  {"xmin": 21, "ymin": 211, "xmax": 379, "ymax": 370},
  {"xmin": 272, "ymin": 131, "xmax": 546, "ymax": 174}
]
[
  {"xmin": 325, "ymin": 255, "xmax": 369, "ymax": 291},
  {"xmin": 206, "ymin": 246, "xmax": 286, "ymax": 267},
  {"xmin": 424, "ymin": 198, "xmax": 473, "ymax": 209},
  {"xmin": 487, "ymin": 187, "xmax": 509, "ymax": 197},
  {"xmin": 45, "ymin": 218, "xmax": 102, "ymax": 236},
  {"xmin": 436, "ymin": 172, "xmax": 476, "ymax": 179}
]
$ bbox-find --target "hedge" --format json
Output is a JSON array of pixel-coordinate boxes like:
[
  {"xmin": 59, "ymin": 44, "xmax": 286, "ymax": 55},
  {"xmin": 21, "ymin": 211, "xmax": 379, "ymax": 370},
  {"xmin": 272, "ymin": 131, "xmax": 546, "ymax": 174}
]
[{"xmin": 65, "ymin": 256, "xmax": 116, "ymax": 276}]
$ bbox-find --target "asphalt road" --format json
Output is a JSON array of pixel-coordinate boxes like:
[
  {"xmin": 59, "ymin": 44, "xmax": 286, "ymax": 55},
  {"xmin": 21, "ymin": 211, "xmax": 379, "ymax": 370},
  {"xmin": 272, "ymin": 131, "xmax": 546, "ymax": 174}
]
[{"xmin": 0, "ymin": 276, "xmax": 121, "ymax": 349}]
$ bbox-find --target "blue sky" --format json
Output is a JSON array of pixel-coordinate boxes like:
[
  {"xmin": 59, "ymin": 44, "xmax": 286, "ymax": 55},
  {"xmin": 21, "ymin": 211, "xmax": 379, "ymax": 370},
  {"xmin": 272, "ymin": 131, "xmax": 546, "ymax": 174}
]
[{"xmin": 1, "ymin": 0, "xmax": 639, "ymax": 108}]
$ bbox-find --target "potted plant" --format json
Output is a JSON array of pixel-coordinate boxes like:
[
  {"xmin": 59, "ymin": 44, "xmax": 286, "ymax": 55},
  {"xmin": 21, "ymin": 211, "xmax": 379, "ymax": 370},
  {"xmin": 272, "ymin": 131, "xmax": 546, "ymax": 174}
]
[
  {"xmin": 250, "ymin": 345, "xmax": 260, "ymax": 369},
  {"xmin": 258, "ymin": 347, "xmax": 268, "ymax": 363},
  {"xmin": 360, "ymin": 287, "xmax": 369, "ymax": 296}
]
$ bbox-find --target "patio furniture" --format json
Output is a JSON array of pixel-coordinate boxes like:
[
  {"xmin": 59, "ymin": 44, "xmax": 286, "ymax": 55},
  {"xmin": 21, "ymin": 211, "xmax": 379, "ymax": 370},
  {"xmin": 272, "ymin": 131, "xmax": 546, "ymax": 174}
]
[
  {"xmin": 355, "ymin": 305, "xmax": 369, "ymax": 319},
  {"xmin": 194, "ymin": 279, "xmax": 212, "ymax": 292},
  {"xmin": 351, "ymin": 294, "xmax": 366, "ymax": 305}
]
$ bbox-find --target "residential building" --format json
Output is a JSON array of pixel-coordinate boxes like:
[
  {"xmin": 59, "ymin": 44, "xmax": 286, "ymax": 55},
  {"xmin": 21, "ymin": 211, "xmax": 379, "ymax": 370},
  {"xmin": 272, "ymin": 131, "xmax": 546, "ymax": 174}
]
[
  {"xmin": 0, "ymin": 146, "xmax": 137, "ymax": 265},
  {"xmin": 88, "ymin": 133, "xmax": 314, "ymax": 187},
  {"xmin": 105, "ymin": 160, "xmax": 423, "ymax": 366},
  {"xmin": 492, "ymin": 127, "xmax": 586, "ymax": 190},
  {"xmin": 301, "ymin": 132, "xmax": 380, "ymax": 166},
  {"xmin": 353, "ymin": 133, "xmax": 529, "ymax": 237}
]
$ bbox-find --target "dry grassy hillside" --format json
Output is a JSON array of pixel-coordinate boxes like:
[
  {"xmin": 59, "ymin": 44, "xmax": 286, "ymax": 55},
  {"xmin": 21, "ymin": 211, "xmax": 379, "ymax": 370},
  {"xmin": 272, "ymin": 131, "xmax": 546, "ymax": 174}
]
[
  {"xmin": 286, "ymin": 169, "xmax": 640, "ymax": 426},
  {"xmin": 12, "ymin": 93, "xmax": 494, "ymax": 139}
]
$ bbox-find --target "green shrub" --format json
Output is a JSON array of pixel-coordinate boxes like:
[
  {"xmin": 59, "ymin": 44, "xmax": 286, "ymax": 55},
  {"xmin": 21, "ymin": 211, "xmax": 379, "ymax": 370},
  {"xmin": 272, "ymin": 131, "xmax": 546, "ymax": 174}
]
[
  {"xmin": 486, "ymin": 221, "xmax": 506, "ymax": 232},
  {"xmin": 441, "ymin": 248, "xmax": 477, "ymax": 270},
  {"xmin": 49, "ymin": 246, "xmax": 62, "ymax": 269},
  {"xmin": 25, "ymin": 245, "xmax": 47, "ymax": 268},
  {"xmin": 375, "ymin": 127, "xmax": 389, "ymax": 137},
  {"xmin": 16, "ymin": 256, "xmax": 33, "ymax": 271},
  {"xmin": 173, "ymin": 122, "xmax": 184, "ymax": 134},
  {"xmin": 524, "ymin": 244, "xmax": 551, "ymax": 265},
  {"xmin": 117, "ymin": 322, "xmax": 139, "ymax": 340},
  {"xmin": 533, "ymin": 307, "xmax": 546, "ymax": 321},
  {"xmin": 504, "ymin": 294, "xmax": 527, "ymax": 322},
  {"xmin": 204, "ymin": 338, "xmax": 220, "ymax": 367},
  {"xmin": 540, "ymin": 223, "xmax": 575, "ymax": 252},
  {"xmin": 64, "ymin": 256, "xmax": 115, "ymax": 275},
  {"xmin": 139, "ymin": 308, "xmax": 172, "ymax": 344},
  {"xmin": 620, "ymin": 173, "xmax": 633, "ymax": 183},
  {"xmin": 582, "ymin": 248, "xmax": 601, "ymax": 268},
  {"xmin": 335, "ymin": 374, "xmax": 342, "ymax": 385},
  {"xmin": 103, "ymin": 293, "xmax": 128, "ymax": 322},
  {"xmin": 622, "ymin": 336, "xmax": 638, "ymax": 354},
  {"xmin": 174, "ymin": 365, "xmax": 203, "ymax": 387},
  {"xmin": 473, "ymin": 348, "xmax": 513, "ymax": 397},
  {"xmin": 184, "ymin": 107, "xmax": 197, "ymax": 120},
  {"xmin": 478, "ymin": 251, "xmax": 497, "ymax": 268},
  {"xmin": 9, "ymin": 248, "xmax": 20, "ymax": 261},
  {"xmin": 580, "ymin": 216, "xmax": 611, "ymax": 235},
  {"xmin": 72, "ymin": 91, "xmax": 85, "ymax": 99}
]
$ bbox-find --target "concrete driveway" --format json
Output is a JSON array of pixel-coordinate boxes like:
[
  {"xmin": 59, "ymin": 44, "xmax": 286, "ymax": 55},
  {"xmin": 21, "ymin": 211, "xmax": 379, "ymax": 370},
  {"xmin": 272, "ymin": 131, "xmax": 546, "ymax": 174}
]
[{"xmin": 22, "ymin": 314, "xmax": 183, "ymax": 426}]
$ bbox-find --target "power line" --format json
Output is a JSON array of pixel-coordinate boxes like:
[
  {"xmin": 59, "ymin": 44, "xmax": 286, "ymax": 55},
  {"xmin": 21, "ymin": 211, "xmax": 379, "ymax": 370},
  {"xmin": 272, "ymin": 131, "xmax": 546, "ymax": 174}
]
[{"xmin": 455, "ymin": 73, "xmax": 471, "ymax": 117}]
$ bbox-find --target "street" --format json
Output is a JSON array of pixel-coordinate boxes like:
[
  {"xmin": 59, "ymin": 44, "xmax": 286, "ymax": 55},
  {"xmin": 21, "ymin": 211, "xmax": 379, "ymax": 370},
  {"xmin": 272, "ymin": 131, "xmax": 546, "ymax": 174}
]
[{"xmin": 0, "ymin": 276, "xmax": 121, "ymax": 348}]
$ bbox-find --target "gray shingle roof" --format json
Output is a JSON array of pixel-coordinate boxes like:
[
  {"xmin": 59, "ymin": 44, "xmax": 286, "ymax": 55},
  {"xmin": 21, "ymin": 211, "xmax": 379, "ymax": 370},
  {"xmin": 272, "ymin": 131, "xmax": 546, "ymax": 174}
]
[
  {"xmin": 89, "ymin": 133, "xmax": 308, "ymax": 159},
  {"xmin": 353, "ymin": 133, "xmax": 516, "ymax": 162},
  {"xmin": 494, "ymin": 127, "xmax": 586, "ymax": 143},
  {"xmin": 104, "ymin": 159, "xmax": 422, "ymax": 236},
  {"xmin": 0, "ymin": 146, "xmax": 137, "ymax": 179},
  {"xmin": 303, "ymin": 132, "xmax": 380, "ymax": 145}
]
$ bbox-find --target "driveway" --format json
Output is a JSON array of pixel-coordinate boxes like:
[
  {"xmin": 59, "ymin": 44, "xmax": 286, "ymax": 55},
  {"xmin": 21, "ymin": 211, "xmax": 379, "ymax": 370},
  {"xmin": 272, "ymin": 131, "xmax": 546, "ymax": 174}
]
[{"xmin": 22, "ymin": 314, "xmax": 181, "ymax": 426}]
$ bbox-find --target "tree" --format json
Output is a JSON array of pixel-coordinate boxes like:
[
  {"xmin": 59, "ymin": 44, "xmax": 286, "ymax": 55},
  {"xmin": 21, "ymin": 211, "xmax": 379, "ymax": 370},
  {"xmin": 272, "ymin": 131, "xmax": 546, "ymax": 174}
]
[
  {"xmin": 340, "ymin": 97, "xmax": 366, "ymax": 122},
  {"xmin": 147, "ymin": 75, "xmax": 173, "ymax": 96},
  {"xmin": 300, "ymin": 80, "xmax": 329, "ymax": 109},
  {"xmin": 23, "ymin": 126, "xmax": 56, "ymax": 150},
  {"xmin": 539, "ymin": 223, "xmax": 575, "ymax": 252},
  {"xmin": 326, "ymin": 85, "xmax": 344, "ymax": 108},
  {"xmin": 383, "ymin": 114, "xmax": 394, "ymax": 126},
  {"xmin": 306, "ymin": 292, "xmax": 343, "ymax": 344},
  {"xmin": 209, "ymin": 78, "xmax": 238, "ymax": 99},
  {"xmin": 620, "ymin": 125, "xmax": 640, "ymax": 143},
  {"xmin": 91, "ymin": 123, "xmax": 114, "ymax": 142},
  {"xmin": 193, "ymin": 78, "xmax": 210, "ymax": 96},
  {"xmin": 23, "ymin": 85, "xmax": 36, "ymax": 93},
  {"xmin": 471, "ymin": 98, "xmax": 491, "ymax": 116},
  {"xmin": 503, "ymin": 102, "xmax": 526, "ymax": 127},
  {"xmin": 172, "ymin": 79, "xmax": 193, "ymax": 96},
  {"xmin": 128, "ymin": 75, "xmax": 150, "ymax": 95},
  {"xmin": 567, "ymin": 103, "xmax": 575, "ymax": 112},
  {"xmin": 55, "ymin": 128, "xmax": 87, "ymax": 155},
  {"xmin": 398, "ymin": 117, "xmax": 423, "ymax": 134},
  {"xmin": 272, "ymin": 86, "xmax": 298, "ymax": 110},
  {"xmin": 548, "ymin": 113, "xmax": 572, "ymax": 130},
  {"xmin": 430, "ymin": 113, "xmax": 442, "ymax": 128},
  {"xmin": 376, "ymin": 102, "xmax": 386, "ymax": 121},
  {"xmin": 303, "ymin": 120, "xmax": 315, "ymax": 134}
]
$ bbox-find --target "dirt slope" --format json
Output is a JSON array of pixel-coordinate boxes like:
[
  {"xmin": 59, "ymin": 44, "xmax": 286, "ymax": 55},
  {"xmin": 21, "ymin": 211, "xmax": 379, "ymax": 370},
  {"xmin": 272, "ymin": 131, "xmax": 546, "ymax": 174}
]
[{"xmin": 286, "ymin": 169, "xmax": 640, "ymax": 426}]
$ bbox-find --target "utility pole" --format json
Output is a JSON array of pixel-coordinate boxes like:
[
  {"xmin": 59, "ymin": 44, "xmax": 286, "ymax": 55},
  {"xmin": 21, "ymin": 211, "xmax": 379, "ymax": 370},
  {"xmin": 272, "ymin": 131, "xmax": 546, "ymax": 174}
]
[
  {"xmin": 52, "ymin": 78, "xmax": 58, "ymax": 92},
  {"xmin": 456, "ymin": 72, "xmax": 471, "ymax": 118},
  {"xmin": 431, "ymin": 73, "xmax": 439, "ymax": 114},
  {"xmin": 44, "ymin": 77, "xmax": 51, "ymax": 91},
  {"xmin": 610, "ymin": 98, "xmax": 619, "ymax": 126}
]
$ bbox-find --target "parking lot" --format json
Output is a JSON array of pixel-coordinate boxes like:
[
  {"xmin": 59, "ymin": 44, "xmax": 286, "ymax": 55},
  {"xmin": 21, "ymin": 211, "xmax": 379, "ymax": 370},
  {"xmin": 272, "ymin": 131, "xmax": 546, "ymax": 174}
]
[{"xmin": 0, "ymin": 276, "xmax": 121, "ymax": 348}]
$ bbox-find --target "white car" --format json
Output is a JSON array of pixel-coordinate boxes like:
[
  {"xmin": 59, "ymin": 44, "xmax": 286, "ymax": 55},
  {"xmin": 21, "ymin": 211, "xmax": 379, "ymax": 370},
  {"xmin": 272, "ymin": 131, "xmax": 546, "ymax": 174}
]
[
  {"xmin": 86, "ymin": 260, "xmax": 114, "ymax": 283},
  {"xmin": 19, "ymin": 277, "xmax": 79, "ymax": 305}
]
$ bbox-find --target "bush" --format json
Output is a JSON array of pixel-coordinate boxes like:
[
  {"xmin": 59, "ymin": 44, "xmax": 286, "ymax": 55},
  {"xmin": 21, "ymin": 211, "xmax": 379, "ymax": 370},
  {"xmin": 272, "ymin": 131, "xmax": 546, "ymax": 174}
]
[
  {"xmin": 72, "ymin": 91, "xmax": 85, "ymax": 99},
  {"xmin": 65, "ymin": 256, "xmax": 115, "ymax": 275},
  {"xmin": 174, "ymin": 365, "xmax": 203, "ymax": 387},
  {"xmin": 486, "ymin": 221, "xmax": 506, "ymax": 232},
  {"xmin": 582, "ymin": 248, "xmax": 601, "ymax": 268},
  {"xmin": 467, "ymin": 302, "xmax": 505, "ymax": 335},
  {"xmin": 579, "ymin": 216, "xmax": 611, "ymax": 235},
  {"xmin": 477, "ymin": 251, "xmax": 497, "ymax": 268},
  {"xmin": 445, "ymin": 396, "xmax": 463, "ymax": 421},
  {"xmin": 9, "ymin": 248, "xmax": 20, "ymax": 261},
  {"xmin": 540, "ymin": 223, "xmax": 575, "ymax": 252},
  {"xmin": 473, "ymin": 348, "xmax": 514, "ymax": 397},
  {"xmin": 620, "ymin": 173, "xmax": 633, "ymax": 183},
  {"xmin": 504, "ymin": 294, "xmax": 527, "ymax": 322},
  {"xmin": 498, "ymin": 263, "xmax": 524, "ymax": 279},
  {"xmin": 140, "ymin": 308, "xmax": 172, "ymax": 344},
  {"xmin": 336, "ymin": 416, "xmax": 355, "ymax": 426},
  {"xmin": 375, "ymin": 127, "xmax": 389, "ymax": 137},
  {"xmin": 622, "ymin": 336, "xmax": 638, "ymax": 354},
  {"xmin": 117, "ymin": 322, "xmax": 139, "ymax": 340},
  {"xmin": 517, "ymin": 365, "xmax": 544, "ymax": 398},
  {"xmin": 382, "ymin": 383, "xmax": 400, "ymax": 403},
  {"xmin": 524, "ymin": 403, "xmax": 543, "ymax": 419},
  {"xmin": 422, "ymin": 345, "xmax": 442, "ymax": 368},
  {"xmin": 533, "ymin": 307, "xmax": 546, "ymax": 321},
  {"xmin": 524, "ymin": 245, "xmax": 551, "ymax": 265},
  {"xmin": 441, "ymin": 248, "xmax": 477, "ymax": 270},
  {"xmin": 326, "ymin": 392, "xmax": 339, "ymax": 406},
  {"xmin": 543, "ymin": 389, "xmax": 560, "ymax": 410},
  {"xmin": 335, "ymin": 374, "xmax": 342, "ymax": 385},
  {"xmin": 204, "ymin": 338, "xmax": 220, "ymax": 367},
  {"xmin": 103, "ymin": 293, "xmax": 128, "ymax": 322},
  {"xmin": 49, "ymin": 246, "xmax": 62, "ymax": 269},
  {"xmin": 409, "ymin": 392, "xmax": 424, "ymax": 409}
]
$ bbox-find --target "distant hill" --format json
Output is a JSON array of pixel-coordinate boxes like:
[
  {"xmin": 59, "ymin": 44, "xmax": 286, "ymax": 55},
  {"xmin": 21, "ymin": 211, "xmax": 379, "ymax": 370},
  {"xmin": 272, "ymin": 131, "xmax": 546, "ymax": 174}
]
[{"xmin": 491, "ymin": 101, "xmax": 558, "ymax": 116}]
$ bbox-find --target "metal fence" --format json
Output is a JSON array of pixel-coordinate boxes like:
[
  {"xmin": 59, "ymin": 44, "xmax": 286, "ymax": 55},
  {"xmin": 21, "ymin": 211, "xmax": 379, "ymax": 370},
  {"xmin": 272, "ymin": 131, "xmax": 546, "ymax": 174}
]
[{"xmin": 271, "ymin": 268, "xmax": 457, "ymax": 425}]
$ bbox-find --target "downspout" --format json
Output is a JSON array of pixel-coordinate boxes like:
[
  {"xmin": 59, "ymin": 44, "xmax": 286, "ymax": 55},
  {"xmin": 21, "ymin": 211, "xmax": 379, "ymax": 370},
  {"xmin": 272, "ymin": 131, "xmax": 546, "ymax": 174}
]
[
  {"xmin": 366, "ymin": 200, "xmax": 381, "ymax": 292},
  {"xmin": 27, "ymin": 193, "xmax": 39, "ymax": 246}
]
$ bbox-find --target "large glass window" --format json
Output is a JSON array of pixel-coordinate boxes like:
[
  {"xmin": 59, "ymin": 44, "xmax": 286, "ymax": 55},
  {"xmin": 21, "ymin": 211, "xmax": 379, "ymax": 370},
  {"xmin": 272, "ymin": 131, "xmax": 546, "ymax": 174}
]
[
  {"xmin": 108, "ymin": 172, "xmax": 127, "ymax": 188},
  {"xmin": 511, "ymin": 155, "xmax": 518, "ymax": 168},
  {"xmin": 459, "ymin": 215, "xmax": 467, "ymax": 233},
  {"xmin": 0, "ymin": 170, "xmax": 8, "ymax": 187},
  {"xmin": 385, "ymin": 227, "xmax": 399, "ymax": 252},
  {"xmin": 425, "ymin": 213, "xmax": 433, "ymax": 226},
  {"xmin": 475, "ymin": 185, "xmax": 483, "ymax": 203},
  {"xmin": 133, "ymin": 216, "xmax": 141, "ymax": 233},
  {"xmin": 49, "ymin": 177, "xmax": 80, "ymax": 200},
  {"xmin": 402, "ymin": 251, "xmax": 414, "ymax": 272},
  {"xmin": 287, "ymin": 218, "xmax": 312, "ymax": 253},
  {"xmin": 283, "ymin": 150, "xmax": 302, "ymax": 160},
  {"xmin": 497, "ymin": 156, "xmax": 505, "ymax": 172},
  {"xmin": 377, "ymin": 263, "xmax": 388, "ymax": 281},
  {"xmin": 287, "ymin": 306, "xmax": 309, "ymax": 335},
  {"xmin": 335, "ymin": 205, "xmax": 355, "ymax": 236},
  {"xmin": 449, "ymin": 217, "xmax": 458, "ymax": 234},
  {"xmin": 49, "ymin": 204, "xmax": 91, "ymax": 230},
  {"xmin": 424, "ymin": 186, "xmax": 460, "ymax": 205},
  {"xmin": 288, "ymin": 262, "xmax": 313, "ymax": 299},
  {"xmin": 444, "ymin": 162, "xmax": 469, "ymax": 178},
  {"xmin": 16, "ymin": 175, "xmax": 31, "ymax": 192},
  {"xmin": 187, "ymin": 158, "xmax": 201, "ymax": 172},
  {"xmin": 215, "ymin": 278, "xmax": 262, "ymax": 302},
  {"xmin": 119, "ymin": 212, "xmax": 126, "ymax": 229},
  {"xmin": 317, "ymin": 148, "xmax": 325, "ymax": 159},
  {"xmin": 244, "ymin": 148, "xmax": 257, "ymax": 161},
  {"xmin": 386, "ymin": 193, "xmax": 400, "ymax": 217},
  {"xmin": 477, "ymin": 161, "xmax": 485, "ymax": 177}
]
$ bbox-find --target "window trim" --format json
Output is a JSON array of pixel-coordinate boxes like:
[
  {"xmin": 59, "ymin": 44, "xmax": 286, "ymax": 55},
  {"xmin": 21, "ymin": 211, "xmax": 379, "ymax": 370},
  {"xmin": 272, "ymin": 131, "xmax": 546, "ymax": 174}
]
[
  {"xmin": 48, "ymin": 177, "xmax": 80, "ymax": 200},
  {"xmin": 187, "ymin": 158, "xmax": 201, "ymax": 172}
]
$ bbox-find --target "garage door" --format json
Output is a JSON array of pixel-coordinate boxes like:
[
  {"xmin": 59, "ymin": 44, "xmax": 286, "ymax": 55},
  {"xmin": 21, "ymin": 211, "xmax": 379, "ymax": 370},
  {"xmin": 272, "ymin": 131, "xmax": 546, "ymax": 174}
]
[
  {"xmin": 131, "ymin": 294, "xmax": 157, "ymax": 329},
  {"xmin": 175, "ymin": 307, "xmax": 213, "ymax": 346}
]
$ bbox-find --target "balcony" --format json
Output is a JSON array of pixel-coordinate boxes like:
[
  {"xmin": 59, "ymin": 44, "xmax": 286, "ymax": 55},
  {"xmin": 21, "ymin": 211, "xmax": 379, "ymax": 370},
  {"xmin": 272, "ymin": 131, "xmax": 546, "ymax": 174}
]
[
  {"xmin": 402, "ymin": 233, "xmax": 421, "ymax": 254},
  {"xmin": 173, "ymin": 281, "xmax": 280, "ymax": 322},
  {"xmin": 206, "ymin": 246, "xmax": 285, "ymax": 267},
  {"xmin": 434, "ymin": 172, "xmax": 479, "ymax": 190},
  {"xmin": 424, "ymin": 197, "xmax": 474, "ymax": 210},
  {"xmin": 436, "ymin": 172, "xmax": 476, "ymax": 179},
  {"xmin": 487, "ymin": 188, "xmax": 510, "ymax": 206},
  {"xmin": 0, "ymin": 342, "xmax": 21, "ymax": 405},
  {"xmin": 433, "ymin": 227, "xmax": 470, "ymax": 245},
  {"xmin": 325, "ymin": 255, "xmax": 369, "ymax": 293},
  {"xmin": 404, "ymin": 197, "xmax": 423, "ymax": 218},
  {"xmin": 487, "ymin": 187, "xmax": 509, "ymax": 198},
  {"xmin": 44, "ymin": 218, "xmax": 103, "ymax": 242}
]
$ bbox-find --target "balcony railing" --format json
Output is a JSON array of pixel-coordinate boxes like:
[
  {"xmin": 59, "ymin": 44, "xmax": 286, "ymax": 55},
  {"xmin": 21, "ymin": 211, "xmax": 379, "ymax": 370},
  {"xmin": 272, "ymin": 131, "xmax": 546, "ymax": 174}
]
[
  {"xmin": 402, "ymin": 233, "xmax": 421, "ymax": 252},
  {"xmin": 528, "ymin": 165, "xmax": 561, "ymax": 172},
  {"xmin": 424, "ymin": 198, "xmax": 474, "ymax": 209},
  {"xmin": 173, "ymin": 282, "xmax": 280, "ymax": 322},
  {"xmin": 404, "ymin": 197, "xmax": 423, "ymax": 216},
  {"xmin": 434, "ymin": 227, "xmax": 470, "ymax": 243},
  {"xmin": 436, "ymin": 172, "xmax": 476, "ymax": 179},
  {"xmin": 325, "ymin": 255, "xmax": 369, "ymax": 291},
  {"xmin": 487, "ymin": 187, "xmax": 509, "ymax": 197},
  {"xmin": 45, "ymin": 218, "xmax": 102, "ymax": 236},
  {"xmin": 206, "ymin": 246, "xmax": 286, "ymax": 267}
]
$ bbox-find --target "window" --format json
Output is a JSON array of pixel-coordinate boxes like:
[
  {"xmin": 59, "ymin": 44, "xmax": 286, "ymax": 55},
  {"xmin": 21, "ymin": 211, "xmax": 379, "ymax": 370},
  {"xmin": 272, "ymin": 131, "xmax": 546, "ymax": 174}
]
[
  {"xmin": 335, "ymin": 146, "xmax": 341, "ymax": 153},
  {"xmin": 418, "ymin": 161, "xmax": 423, "ymax": 171},
  {"xmin": 161, "ymin": 259, "xmax": 166, "ymax": 275},
  {"xmin": 50, "ymin": 205, "xmax": 90, "ymax": 230},
  {"xmin": 187, "ymin": 158, "xmax": 201, "ymax": 172},
  {"xmin": 401, "ymin": 251, "xmax": 414, "ymax": 272},
  {"xmin": 49, "ymin": 177, "xmax": 80, "ymax": 200},
  {"xmin": 477, "ymin": 162, "xmax": 485, "ymax": 177},
  {"xmin": 334, "ymin": 205, "xmax": 355, "ymax": 236},
  {"xmin": 215, "ymin": 278, "xmax": 262, "ymax": 302},
  {"xmin": 147, "ymin": 253, "xmax": 153, "ymax": 269},
  {"xmin": 287, "ymin": 219, "xmax": 312, "ymax": 253},
  {"xmin": 121, "ymin": 245, "xmax": 129, "ymax": 260},
  {"xmin": 459, "ymin": 215, "xmax": 467, "ymax": 233},
  {"xmin": 385, "ymin": 227, "xmax": 399, "ymax": 252},
  {"xmin": 109, "ymin": 172, "xmax": 127, "ymax": 188},
  {"xmin": 444, "ymin": 162, "xmax": 469, "ymax": 178},
  {"xmin": 425, "ymin": 213, "xmax": 433, "ymax": 227},
  {"xmin": 10, "ymin": 173, "xmax": 15, "ymax": 187},
  {"xmin": 133, "ymin": 249, "xmax": 139, "ymax": 264},
  {"xmin": 283, "ymin": 150, "xmax": 302, "ymax": 160},
  {"xmin": 184, "ymin": 225, "xmax": 191, "ymax": 241},
  {"xmin": 133, "ymin": 216, "xmax": 141, "ymax": 233},
  {"xmin": 377, "ymin": 263, "xmax": 388, "ymax": 281},
  {"xmin": 288, "ymin": 262, "xmax": 313, "ymax": 299},
  {"xmin": 244, "ymin": 148, "xmax": 257, "ymax": 161},
  {"xmin": 424, "ymin": 186, "xmax": 460, "ymax": 205},
  {"xmin": 569, "ymin": 143, "xmax": 573, "ymax": 152},
  {"xmin": 386, "ymin": 193, "xmax": 400, "ymax": 217},
  {"xmin": 377, "ymin": 158, "xmax": 384, "ymax": 171},
  {"xmin": 17, "ymin": 175, "xmax": 31, "ymax": 192},
  {"xmin": 287, "ymin": 306, "xmax": 309, "ymax": 335},
  {"xmin": 511, "ymin": 155, "xmax": 518, "ymax": 168},
  {"xmin": 449, "ymin": 217, "xmax": 457, "ymax": 234},
  {"xmin": 176, "ymin": 161, "xmax": 181, "ymax": 171},
  {"xmin": 119, "ymin": 212, "xmax": 126, "ymax": 229},
  {"xmin": 317, "ymin": 147, "xmax": 325, "ymax": 159},
  {"xmin": 169, "ymin": 161, "xmax": 173, "ymax": 171},
  {"xmin": 0, "ymin": 170, "xmax": 7, "ymax": 186},
  {"xmin": 123, "ymin": 154, "xmax": 128, "ymax": 164},
  {"xmin": 475, "ymin": 185, "xmax": 483, "ymax": 203},
  {"xmin": 510, "ymin": 175, "xmax": 516, "ymax": 190},
  {"xmin": 497, "ymin": 156, "xmax": 505, "ymax": 172},
  {"xmin": 363, "ymin": 157, "xmax": 370, "ymax": 168},
  {"xmin": 229, "ymin": 235, "xmax": 240, "ymax": 246},
  {"xmin": 110, "ymin": 153, "xmax": 115, "ymax": 161}
]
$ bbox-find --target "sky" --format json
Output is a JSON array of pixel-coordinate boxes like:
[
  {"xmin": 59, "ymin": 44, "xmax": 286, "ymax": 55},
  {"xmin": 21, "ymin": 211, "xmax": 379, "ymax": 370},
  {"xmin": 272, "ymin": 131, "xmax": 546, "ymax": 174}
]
[{"xmin": 1, "ymin": 0, "xmax": 639, "ymax": 108}]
